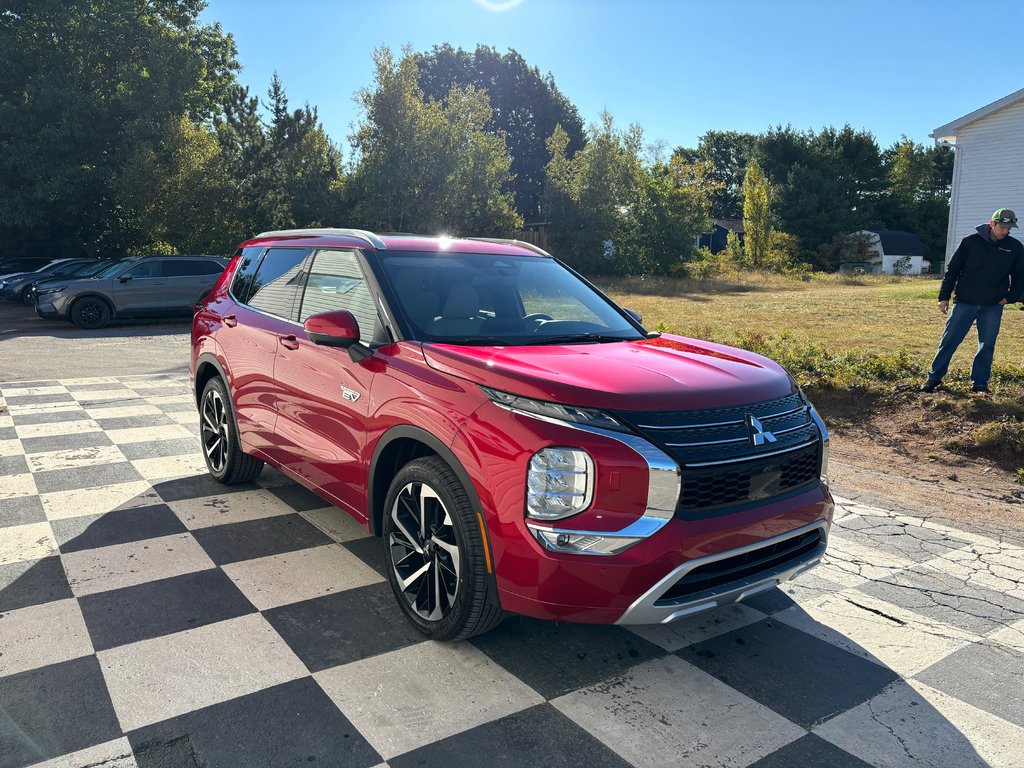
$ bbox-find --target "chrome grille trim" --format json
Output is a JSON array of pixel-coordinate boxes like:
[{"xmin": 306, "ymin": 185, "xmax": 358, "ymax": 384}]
[{"xmin": 683, "ymin": 438, "xmax": 819, "ymax": 468}]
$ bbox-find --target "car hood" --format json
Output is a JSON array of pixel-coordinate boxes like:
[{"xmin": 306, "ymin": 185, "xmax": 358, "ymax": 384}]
[{"xmin": 421, "ymin": 334, "xmax": 795, "ymax": 411}]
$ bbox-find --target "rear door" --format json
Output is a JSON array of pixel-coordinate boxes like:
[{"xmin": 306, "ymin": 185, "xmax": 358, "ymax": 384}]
[
  {"xmin": 163, "ymin": 258, "xmax": 226, "ymax": 312},
  {"xmin": 217, "ymin": 247, "xmax": 310, "ymax": 455},
  {"xmin": 271, "ymin": 248, "xmax": 383, "ymax": 520}
]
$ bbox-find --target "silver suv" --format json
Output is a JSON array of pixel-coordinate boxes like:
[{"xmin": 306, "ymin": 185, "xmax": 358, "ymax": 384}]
[{"xmin": 35, "ymin": 255, "xmax": 228, "ymax": 329}]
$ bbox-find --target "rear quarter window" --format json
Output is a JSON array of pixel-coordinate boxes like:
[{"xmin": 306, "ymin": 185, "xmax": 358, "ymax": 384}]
[{"xmin": 245, "ymin": 248, "xmax": 310, "ymax": 319}]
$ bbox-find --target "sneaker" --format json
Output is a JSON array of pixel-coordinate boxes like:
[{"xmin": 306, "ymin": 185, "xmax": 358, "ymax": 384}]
[
  {"xmin": 920, "ymin": 380, "xmax": 940, "ymax": 393},
  {"xmin": 971, "ymin": 385, "xmax": 990, "ymax": 394}
]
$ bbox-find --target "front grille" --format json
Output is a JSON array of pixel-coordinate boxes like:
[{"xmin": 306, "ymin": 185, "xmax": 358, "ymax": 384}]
[
  {"xmin": 656, "ymin": 528, "xmax": 824, "ymax": 603},
  {"xmin": 613, "ymin": 393, "xmax": 823, "ymax": 516}
]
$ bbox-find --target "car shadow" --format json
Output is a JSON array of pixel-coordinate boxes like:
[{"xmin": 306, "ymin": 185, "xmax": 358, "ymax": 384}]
[{"xmin": 0, "ymin": 472, "xmax": 1002, "ymax": 767}]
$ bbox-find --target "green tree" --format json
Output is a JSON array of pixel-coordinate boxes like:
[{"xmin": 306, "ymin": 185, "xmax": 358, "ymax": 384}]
[
  {"xmin": 677, "ymin": 130, "xmax": 757, "ymax": 219},
  {"xmin": 348, "ymin": 46, "xmax": 521, "ymax": 235},
  {"xmin": 416, "ymin": 44, "xmax": 585, "ymax": 221},
  {"xmin": 742, "ymin": 160, "xmax": 772, "ymax": 267},
  {"xmin": 0, "ymin": 0, "xmax": 238, "ymax": 257}
]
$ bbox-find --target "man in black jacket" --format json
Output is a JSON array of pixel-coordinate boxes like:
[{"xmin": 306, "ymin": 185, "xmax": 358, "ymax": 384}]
[{"xmin": 921, "ymin": 208, "xmax": 1024, "ymax": 394}]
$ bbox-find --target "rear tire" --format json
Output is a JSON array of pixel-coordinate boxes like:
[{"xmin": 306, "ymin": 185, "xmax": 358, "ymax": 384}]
[
  {"xmin": 382, "ymin": 457, "xmax": 503, "ymax": 640},
  {"xmin": 71, "ymin": 297, "xmax": 111, "ymax": 329},
  {"xmin": 199, "ymin": 377, "xmax": 264, "ymax": 484}
]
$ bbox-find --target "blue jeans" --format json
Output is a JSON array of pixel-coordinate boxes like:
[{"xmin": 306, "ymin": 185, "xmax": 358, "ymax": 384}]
[{"xmin": 927, "ymin": 302, "xmax": 1004, "ymax": 387}]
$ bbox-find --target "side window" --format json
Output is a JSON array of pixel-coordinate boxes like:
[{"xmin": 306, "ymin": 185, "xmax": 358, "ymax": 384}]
[
  {"xmin": 299, "ymin": 249, "xmax": 379, "ymax": 342},
  {"xmin": 165, "ymin": 259, "xmax": 222, "ymax": 277},
  {"xmin": 229, "ymin": 247, "xmax": 264, "ymax": 304},
  {"xmin": 246, "ymin": 248, "xmax": 309, "ymax": 319},
  {"xmin": 125, "ymin": 261, "xmax": 163, "ymax": 279}
]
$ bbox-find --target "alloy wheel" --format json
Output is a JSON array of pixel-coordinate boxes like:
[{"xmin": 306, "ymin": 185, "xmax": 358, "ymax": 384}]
[
  {"xmin": 388, "ymin": 481, "xmax": 462, "ymax": 621},
  {"xmin": 201, "ymin": 387, "xmax": 230, "ymax": 474}
]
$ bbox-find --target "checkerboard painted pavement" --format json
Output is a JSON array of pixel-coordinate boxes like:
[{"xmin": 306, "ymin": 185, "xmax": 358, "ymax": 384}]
[{"xmin": 2, "ymin": 375, "xmax": 1024, "ymax": 768}]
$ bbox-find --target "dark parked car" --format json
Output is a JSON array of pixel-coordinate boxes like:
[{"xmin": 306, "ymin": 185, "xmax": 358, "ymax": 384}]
[
  {"xmin": 0, "ymin": 258, "xmax": 79, "ymax": 284},
  {"xmin": 0, "ymin": 259, "xmax": 99, "ymax": 303},
  {"xmin": 0, "ymin": 256, "xmax": 76, "ymax": 277},
  {"xmin": 36, "ymin": 255, "xmax": 228, "ymax": 329},
  {"xmin": 191, "ymin": 228, "xmax": 833, "ymax": 640},
  {"xmin": 23, "ymin": 259, "xmax": 122, "ymax": 306}
]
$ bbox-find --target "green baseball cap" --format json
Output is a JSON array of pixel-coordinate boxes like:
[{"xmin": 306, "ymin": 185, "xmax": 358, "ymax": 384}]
[{"xmin": 992, "ymin": 208, "xmax": 1017, "ymax": 227}]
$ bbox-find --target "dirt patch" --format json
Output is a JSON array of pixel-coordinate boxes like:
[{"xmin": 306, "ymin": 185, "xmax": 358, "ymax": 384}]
[{"xmin": 813, "ymin": 387, "xmax": 1024, "ymax": 533}]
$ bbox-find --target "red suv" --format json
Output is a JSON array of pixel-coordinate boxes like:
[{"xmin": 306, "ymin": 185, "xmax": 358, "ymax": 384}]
[{"xmin": 190, "ymin": 229, "xmax": 833, "ymax": 640}]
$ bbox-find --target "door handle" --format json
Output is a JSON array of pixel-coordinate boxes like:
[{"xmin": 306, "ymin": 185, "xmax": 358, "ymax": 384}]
[
  {"xmin": 223, "ymin": 315, "xmax": 237, "ymax": 327},
  {"xmin": 279, "ymin": 334, "xmax": 299, "ymax": 350}
]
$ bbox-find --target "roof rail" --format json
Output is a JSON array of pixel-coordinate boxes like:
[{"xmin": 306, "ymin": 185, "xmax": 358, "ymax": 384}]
[
  {"xmin": 465, "ymin": 237, "xmax": 551, "ymax": 257},
  {"xmin": 253, "ymin": 228, "xmax": 387, "ymax": 250}
]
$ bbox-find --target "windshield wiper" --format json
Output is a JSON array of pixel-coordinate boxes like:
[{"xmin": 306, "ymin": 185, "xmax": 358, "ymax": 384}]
[{"xmin": 522, "ymin": 333, "xmax": 635, "ymax": 346}]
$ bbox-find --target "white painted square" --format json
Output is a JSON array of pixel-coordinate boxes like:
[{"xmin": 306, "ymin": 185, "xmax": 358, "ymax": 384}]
[
  {"xmin": 774, "ymin": 590, "xmax": 978, "ymax": 677},
  {"xmin": 315, "ymin": 641, "xmax": 543, "ymax": 759},
  {"xmin": 61, "ymin": 533, "xmax": 215, "ymax": 597},
  {"xmin": 627, "ymin": 602, "xmax": 767, "ymax": 652},
  {"xmin": 222, "ymin": 544, "xmax": 383, "ymax": 611},
  {"xmin": 300, "ymin": 506, "xmax": 370, "ymax": 543},
  {"xmin": 0, "ymin": 521, "xmax": 56, "ymax": 565},
  {"xmin": 0, "ymin": 598, "xmax": 93, "ymax": 677},
  {"xmin": 25, "ymin": 444, "xmax": 126, "ymax": 473},
  {"xmin": 41, "ymin": 481, "xmax": 160, "ymax": 521},
  {"xmin": 553, "ymin": 655, "xmax": 805, "ymax": 768},
  {"xmin": 98, "ymin": 613, "xmax": 307, "ymax": 732},
  {"xmin": 815, "ymin": 679, "xmax": 1024, "ymax": 768},
  {"xmin": 83, "ymin": 404, "xmax": 163, "ymax": 419},
  {"xmin": 168, "ymin": 489, "xmax": 298, "ymax": 530},
  {"xmin": 14, "ymin": 420, "xmax": 99, "ymax": 439},
  {"xmin": 131, "ymin": 454, "xmax": 207, "ymax": 482}
]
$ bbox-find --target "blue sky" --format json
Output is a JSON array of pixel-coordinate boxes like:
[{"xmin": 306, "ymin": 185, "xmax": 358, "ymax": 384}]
[{"xmin": 199, "ymin": 0, "xmax": 1022, "ymax": 163}]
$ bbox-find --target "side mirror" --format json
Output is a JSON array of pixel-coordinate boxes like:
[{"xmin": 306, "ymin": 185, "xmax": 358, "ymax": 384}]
[
  {"xmin": 623, "ymin": 308, "xmax": 642, "ymax": 324},
  {"xmin": 304, "ymin": 310, "xmax": 372, "ymax": 362},
  {"xmin": 119, "ymin": 274, "xmax": 132, "ymax": 283}
]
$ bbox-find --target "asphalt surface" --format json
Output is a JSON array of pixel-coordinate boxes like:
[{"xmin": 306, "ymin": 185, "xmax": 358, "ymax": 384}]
[{"xmin": 0, "ymin": 300, "xmax": 191, "ymax": 381}]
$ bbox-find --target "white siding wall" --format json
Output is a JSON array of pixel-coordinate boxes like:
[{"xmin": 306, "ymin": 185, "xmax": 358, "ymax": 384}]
[{"xmin": 947, "ymin": 98, "xmax": 1024, "ymax": 260}]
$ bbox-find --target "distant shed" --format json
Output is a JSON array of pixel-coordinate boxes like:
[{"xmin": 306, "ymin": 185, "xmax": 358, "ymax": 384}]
[{"xmin": 850, "ymin": 230, "xmax": 926, "ymax": 275}]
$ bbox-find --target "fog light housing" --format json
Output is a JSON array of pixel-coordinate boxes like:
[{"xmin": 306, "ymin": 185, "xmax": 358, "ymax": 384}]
[{"xmin": 526, "ymin": 447, "xmax": 594, "ymax": 520}]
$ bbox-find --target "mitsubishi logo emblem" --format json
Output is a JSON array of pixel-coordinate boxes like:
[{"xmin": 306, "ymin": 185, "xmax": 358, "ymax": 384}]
[{"xmin": 746, "ymin": 415, "xmax": 777, "ymax": 446}]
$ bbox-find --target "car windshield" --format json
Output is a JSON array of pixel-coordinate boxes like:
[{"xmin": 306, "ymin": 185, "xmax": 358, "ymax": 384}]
[
  {"xmin": 93, "ymin": 259, "xmax": 134, "ymax": 278},
  {"xmin": 378, "ymin": 251, "xmax": 644, "ymax": 345},
  {"xmin": 62, "ymin": 261, "xmax": 104, "ymax": 277}
]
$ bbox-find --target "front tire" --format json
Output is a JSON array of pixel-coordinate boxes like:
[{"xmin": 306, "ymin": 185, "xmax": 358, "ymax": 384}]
[
  {"xmin": 71, "ymin": 297, "xmax": 111, "ymax": 329},
  {"xmin": 382, "ymin": 457, "xmax": 503, "ymax": 640},
  {"xmin": 199, "ymin": 377, "xmax": 264, "ymax": 484}
]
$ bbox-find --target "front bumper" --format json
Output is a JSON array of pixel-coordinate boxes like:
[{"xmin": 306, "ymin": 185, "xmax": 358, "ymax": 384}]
[{"xmin": 35, "ymin": 297, "xmax": 66, "ymax": 319}]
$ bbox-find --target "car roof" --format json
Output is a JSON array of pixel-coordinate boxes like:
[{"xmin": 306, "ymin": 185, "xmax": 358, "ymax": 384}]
[{"xmin": 241, "ymin": 229, "xmax": 550, "ymax": 258}]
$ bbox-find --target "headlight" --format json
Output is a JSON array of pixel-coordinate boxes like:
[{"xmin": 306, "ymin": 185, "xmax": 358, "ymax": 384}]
[
  {"xmin": 37, "ymin": 285, "xmax": 66, "ymax": 295},
  {"xmin": 526, "ymin": 447, "xmax": 594, "ymax": 520},
  {"xmin": 480, "ymin": 386, "xmax": 627, "ymax": 432}
]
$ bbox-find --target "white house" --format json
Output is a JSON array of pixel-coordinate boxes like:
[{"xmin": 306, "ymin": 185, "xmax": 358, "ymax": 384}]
[
  {"xmin": 931, "ymin": 88, "xmax": 1024, "ymax": 262},
  {"xmin": 850, "ymin": 230, "xmax": 927, "ymax": 275}
]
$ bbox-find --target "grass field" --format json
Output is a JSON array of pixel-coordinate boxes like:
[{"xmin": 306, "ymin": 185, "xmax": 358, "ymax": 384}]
[{"xmin": 600, "ymin": 271, "xmax": 1024, "ymax": 389}]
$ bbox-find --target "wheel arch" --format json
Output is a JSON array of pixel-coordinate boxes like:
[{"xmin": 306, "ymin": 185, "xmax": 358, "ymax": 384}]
[
  {"xmin": 369, "ymin": 426, "xmax": 488, "ymax": 544},
  {"xmin": 69, "ymin": 292, "xmax": 115, "ymax": 317},
  {"xmin": 193, "ymin": 353, "xmax": 229, "ymax": 408}
]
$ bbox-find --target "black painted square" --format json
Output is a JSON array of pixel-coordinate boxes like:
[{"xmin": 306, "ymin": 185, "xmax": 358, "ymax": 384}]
[
  {"xmin": 678, "ymin": 619, "xmax": 899, "ymax": 728},
  {"xmin": 0, "ymin": 494, "xmax": 45, "ymax": 528},
  {"xmin": 129, "ymin": 678, "xmax": 381, "ymax": 768},
  {"xmin": 119, "ymin": 437, "xmax": 200, "ymax": 461},
  {"xmin": 915, "ymin": 642, "xmax": 1024, "ymax": 727},
  {"xmin": 0, "ymin": 556, "xmax": 74, "ymax": 613},
  {"xmin": 190, "ymin": 513, "xmax": 332, "ymax": 565},
  {"xmin": 390, "ymin": 703, "xmax": 633, "ymax": 768},
  {"xmin": 153, "ymin": 474, "xmax": 261, "ymax": 503},
  {"xmin": 52, "ymin": 504, "xmax": 188, "ymax": 553},
  {"xmin": 471, "ymin": 617, "xmax": 665, "ymax": 699},
  {"xmin": 95, "ymin": 413, "xmax": 175, "ymax": 431},
  {"xmin": 341, "ymin": 535, "xmax": 386, "ymax": 577},
  {"xmin": 268, "ymin": 482, "xmax": 329, "ymax": 512},
  {"xmin": 264, "ymin": 583, "xmax": 423, "ymax": 672},
  {"xmin": 31, "ymin": 461, "xmax": 143, "ymax": 494},
  {"xmin": 0, "ymin": 454, "xmax": 29, "ymax": 476},
  {"xmin": 21, "ymin": 430, "xmax": 113, "ymax": 455},
  {"xmin": 9, "ymin": 409, "xmax": 90, "ymax": 426},
  {"xmin": 79, "ymin": 568, "xmax": 257, "ymax": 651},
  {"xmin": 748, "ymin": 733, "xmax": 874, "ymax": 767},
  {"xmin": 3, "ymin": 392, "xmax": 74, "ymax": 406},
  {"xmin": 0, "ymin": 656, "xmax": 122, "ymax": 768}
]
